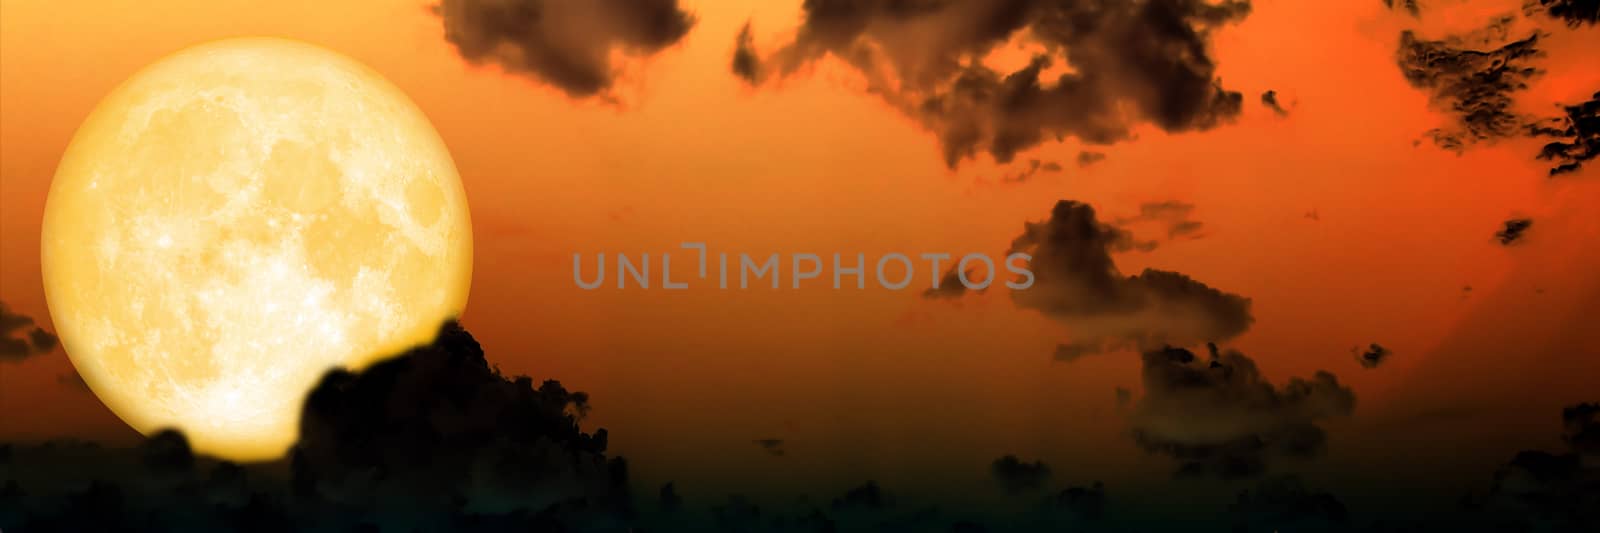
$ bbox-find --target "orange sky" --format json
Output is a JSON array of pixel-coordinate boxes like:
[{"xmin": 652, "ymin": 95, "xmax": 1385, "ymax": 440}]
[{"xmin": 2, "ymin": 0, "xmax": 1598, "ymax": 495}]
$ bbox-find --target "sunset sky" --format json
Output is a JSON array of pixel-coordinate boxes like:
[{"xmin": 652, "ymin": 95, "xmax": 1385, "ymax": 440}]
[{"xmin": 2, "ymin": 0, "xmax": 1598, "ymax": 526}]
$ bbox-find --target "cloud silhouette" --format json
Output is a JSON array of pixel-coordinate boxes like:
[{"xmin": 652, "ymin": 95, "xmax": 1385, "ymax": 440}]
[
  {"xmin": 1384, "ymin": 0, "xmax": 1421, "ymax": 17},
  {"xmin": 434, "ymin": 0, "xmax": 695, "ymax": 99},
  {"xmin": 1396, "ymin": 16, "xmax": 1544, "ymax": 153},
  {"xmin": 1354, "ymin": 343, "xmax": 1393, "ymax": 369},
  {"xmin": 1, "ymin": 321, "xmax": 633, "ymax": 532},
  {"xmin": 931, "ymin": 201, "xmax": 1249, "ymax": 359},
  {"xmin": 3, "ymin": 323, "xmax": 1015, "ymax": 532},
  {"xmin": 1010, "ymin": 201, "xmax": 1252, "ymax": 358},
  {"xmin": 1113, "ymin": 200, "xmax": 1207, "ymax": 241},
  {"xmin": 922, "ymin": 267, "xmax": 977, "ymax": 300},
  {"xmin": 1465, "ymin": 402, "xmax": 1600, "ymax": 532},
  {"xmin": 1562, "ymin": 403, "xmax": 1600, "ymax": 455},
  {"xmin": 733, "ymin": 0, "xmax": 1250, "ymax": 168},
  {"xmin": 291, "ymin": 321, "xmax": 628, "ymax": 517},
  {"xmin": 0, "ymin": 300, "xmax": 58, "ymax": 362},
  {"xmin": 1130, "ymin": 344, "xmax": 1356, "ymax": 479},
  {"xmin": 831, "ymin": 480, "xmax": 891, "ymax": 511},
  {"xmin": 1495, "ymin": 218, "xmax": 1533, "ymax": 245},
  {"xmin": 4, "ymin": 312, "xmax": 1589, "ymax": 532},
  {"xmin": 1261, "ymin": 90, "xmax": 1289, "ymax": 116},
  {"xmin": 1525, "ymin": 0, "xmax": 1600, "ymax": 26},
  {"xmin": 731, "ymin": 20, "xmax": 759, "ymax": 81},
  {"xmin": 1393, "ymin": 6, "xmax": 1595, "ymax": 176},
  {"xmin": 996, "ymin": 158, "xmax": 1065, "ymax": 184},
  {"xmin": 1529, "ymin": 91, "xmax": 1599, "ymax": 176},
  {"xmin": 991, "ymin": 455, "xmax": 1052, "ymax": 494},
  {"xmin": 1053, "ymin": 481, "xmax": 1107, "ymax": 521},
  {"xmin": 0, "ymin": 324, "xmax": 1592, "ymax": 531}
]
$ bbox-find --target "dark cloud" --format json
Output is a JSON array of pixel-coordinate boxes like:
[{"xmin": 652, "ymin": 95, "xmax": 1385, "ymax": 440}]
[
  {"xmin": 1396, "ymin": 17, "xmax": 1544, "ymax": 152},
  {"xmin": 1393, "ymin": 10, "xmax": 1596, "ymax": 176},
  {"xmin": 921, "ymin": 267, "xmax": 975, "ymax": 300},
  {"xmin": 1130, "ymin": 344, "xmax": 1356, "ymax": 479},
  {"xmin": 734, "ymin": 0, "xmax": 1251, "ymax": 168},
  {"xmin": 1119, "ymin": 200, "xmax": 1195, "ymax": 222},
  {"xmin": 1115, "ymin": 200, "xmax": 1207, "ymax": 241},
  {"xmin": 1168, "ymin": 220, "xmax": 1205, "ymax": 239},
  {"xmin": 1006, "ymin": 201, "xmax": 1252, "ymax": 357},
  {"xmin": 0, "ymin": 435, "xmax": 266, "ymax": 532},
  {"xmin": 1469, "ymin": 402, "xmax": 1600, "ymax": 532},
  {"xmin": 732, "ymin": 21, "xmax": 760, "ymax": 81},
  {"xmin": 1228, "ymin": 475, "xmax": 1349, "ymax": 532},
  {"xmin": 141, "ymin": 429, "xmax": 197, "ymax": 474},
  {"xmin": 1, "ymin": 321, "xmax": 633, "ymax": 531},
  {"xmin": 1354, "ymin": 342, "xmax": 1393, "ymax": 369},
  {"xmin": 1529, "ymin": 91, "xmax": 1600, "ymax": 176},
  {"xmin": 997, "ymin": 158, "xmax": 1065, "ymax": 184},
  {"xmin": 831, "ymin": 480, "xmax": 891, "ymax": 511},
  {"xmin": 0, "ymin": 312, "xmax": 1589, "ymax": 533},
  {"xmin": 937, "ymin": 199, "xmax": 1236, "ymax": 358},
  {"xmin": 433, "ymin": 0, "xmax": 695, "ymax": 99},
  {"xmin": 1384, "ymin": 0, "xmax": 1421, "ymax": 17},
  {"xmin": 1525, "ymin": 0, "xmax": 1600, "ymax": 26},
  {"xmin": 979, "ymin": 156, "xmax": 1068, "ymax": 184},
  {"xmin": 1495, "ymin": 217, "xmax": 1533, "ymax": 245},
  {"xmin": 291, "ymin": 321, "xmax": 627, "ymax": 517},
  {"xmin": 990, "ymin": 455, "xmax": 1052, "ymax": 493},
  {"xmin": 1559, "ymin": 402, "xmax": 1599, "ymax": 456},
  {"xmin": 752, "ymin": 438, "xmax": 786, "ymax": 457},
  {"xmin": 1053, "ymin": 481, "xmax": 1106, "ymax": 520},
  {"xmin": 1077, "ymin": 150, "xmax": 1107, "ymax": 167},
  {"xmin": 1261, "ymin": 90, "xmax": 1289, "ymax": 116},
  {"xmin": 0, "ymin": 300, "xmax": 58, "ymax": 362}
]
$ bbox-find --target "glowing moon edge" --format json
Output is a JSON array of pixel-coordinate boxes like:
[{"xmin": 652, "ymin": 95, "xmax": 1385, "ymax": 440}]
[{"xmin": 41, "ymin": 37, "xmax": 473, "ymax": 461}]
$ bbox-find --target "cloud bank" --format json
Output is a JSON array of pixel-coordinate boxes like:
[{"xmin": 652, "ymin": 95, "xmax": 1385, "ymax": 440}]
[
  {"xmin": 1, "ymin": 321, "xmax": 631, "ymax": 532},
  {"xmin": 435, "ymin": 0, "xmax": 695, "ymax": 99},
  {"xmin": 1130, "ymin": 344, "xmax": 1356, "ymax": 479},
  {"xmin": 1011, "ymin": 201, "xmax": 1252, "ymax": 358},
  {"xmin": 1393, "ymin": 3, "xmax": 1598, "ymax": 176},
  {"xmin": 733, "ymin": 0, "xmax": 1251, "ymax": 168}
]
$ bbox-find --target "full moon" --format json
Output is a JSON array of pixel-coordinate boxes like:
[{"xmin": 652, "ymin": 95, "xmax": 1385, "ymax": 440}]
[{"xmin": 41, "ymin": 38, "xmax": 472, "ymax": 461}]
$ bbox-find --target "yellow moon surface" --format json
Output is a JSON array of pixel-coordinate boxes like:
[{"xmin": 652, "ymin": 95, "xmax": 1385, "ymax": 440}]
[{"xmin": 41, "ymin": 38, "xmax": 472, "ymax": 461}]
